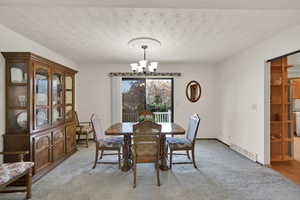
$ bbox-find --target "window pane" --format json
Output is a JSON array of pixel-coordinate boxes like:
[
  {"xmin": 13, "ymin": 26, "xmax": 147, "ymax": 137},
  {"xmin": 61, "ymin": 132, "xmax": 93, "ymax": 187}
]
[
  {"xmin": 121, "ymin": 78, "xmax": 173, "ymax": 123},
  {"xmin": 122, "ymin": 79, "xmax": 146, "ymax": 122},
  {"xmin": 146, "ymin": 79, "xmax": 172, "ymax": 122}
]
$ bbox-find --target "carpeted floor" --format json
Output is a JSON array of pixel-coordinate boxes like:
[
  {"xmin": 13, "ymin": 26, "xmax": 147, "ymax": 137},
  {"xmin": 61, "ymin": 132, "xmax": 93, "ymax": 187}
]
[{"xmin": 1, "ymin": 140, "xmax": 300, "ymax": 200}]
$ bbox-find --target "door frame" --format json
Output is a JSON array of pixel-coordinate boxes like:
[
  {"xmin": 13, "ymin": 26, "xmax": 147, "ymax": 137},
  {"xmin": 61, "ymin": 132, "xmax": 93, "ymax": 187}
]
[{"xmin": 265, "ymin": 50, "xmax": 300, "ymax": 165}]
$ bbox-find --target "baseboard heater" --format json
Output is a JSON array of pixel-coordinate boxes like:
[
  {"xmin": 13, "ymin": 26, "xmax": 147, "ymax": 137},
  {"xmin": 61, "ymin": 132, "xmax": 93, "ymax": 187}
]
[{"xmin": 230, "ymin": 143, "xmax": 258, "ymax": 162}]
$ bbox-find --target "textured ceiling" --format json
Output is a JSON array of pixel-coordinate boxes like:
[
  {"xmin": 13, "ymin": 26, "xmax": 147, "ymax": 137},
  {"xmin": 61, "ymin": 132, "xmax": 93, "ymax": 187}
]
[
  {"xmin": 1, "ymin": 0, "xmax": 300, "ymax": 9},
  {"xmin": 0, "ymin": 7, "xmax": 300, "ymax": 64}
]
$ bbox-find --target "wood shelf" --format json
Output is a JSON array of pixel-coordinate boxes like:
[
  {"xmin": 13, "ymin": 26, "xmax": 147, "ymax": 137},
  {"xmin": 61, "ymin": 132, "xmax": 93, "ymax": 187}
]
[
  {"xmin": 271, "ymin": 102, "xmax": 293, "ymax": 105},
  {"xmin": 52, "ymin": 104, "xmax": 63, "ymax": 108},
  {"xmin": 270, "ymin": 56, "xmax": 294, "ymax": 162},
  {"xmin": 271, "ymin": 84, "xmax": 292, "ymax": 87},
  {"xmin": 9, "ymin": 82, "xmax": 27, "ymax": 86},
  {"xmin": 8, "ymin": 106, "xmax": 27, "ymax": 110},
  {"xmin": 271, "ymin": 139, "xmax": 282, "ymax": 142},
  {"xmin": 35, "ymin": 105, "xmax": 49, "ymax": 109},
  {"xmin": 271, "ymin": 138, "xmax": 293, "ymax": 142},
  {"xmin": 271, "ymin": 120, "xmax": 292, "ymax": 124}
]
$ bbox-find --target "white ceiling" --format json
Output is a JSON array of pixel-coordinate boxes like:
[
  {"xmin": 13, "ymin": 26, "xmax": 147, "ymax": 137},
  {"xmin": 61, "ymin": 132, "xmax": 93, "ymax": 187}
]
[
  {"xmin": 0, "ymin": 6, "xmax": 300, "ymax": 64},
  {"xmin": 2, "ymin": 0, "xmax": 300, "ymax": 9}
]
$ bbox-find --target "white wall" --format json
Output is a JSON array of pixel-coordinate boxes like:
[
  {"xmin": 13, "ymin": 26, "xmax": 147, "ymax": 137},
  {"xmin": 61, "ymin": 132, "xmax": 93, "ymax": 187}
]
[
  {"xmin": 0, "ymin": 24, "xmax": 77, "ymax": 161},
  {"xmin": 217, "ymin": 24, "xmax": 300, "ymax": 164},
  {"xmin": 77, "ymin": 63, "xmax": 219, "ymax": 138}
]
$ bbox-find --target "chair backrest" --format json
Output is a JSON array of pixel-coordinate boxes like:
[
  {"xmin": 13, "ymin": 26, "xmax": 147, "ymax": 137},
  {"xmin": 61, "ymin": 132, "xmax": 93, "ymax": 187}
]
[
  {"xmin": 138, "ymin": 110, "xmax": 154, "ymax": 121},
  {"xmin": 186, "ymin": 114, "xmax": 201, "ymax": 143},
  {"xmin": 90, "ymin": 114, "xmax": 105, "ymax": 141},
  {"xmin": 74, "ymin": 111, "xmax": 80, "ymax": 126},
  {"xmin": 133, "ymin": 120, "xmax": 161, "ymax": 161}
]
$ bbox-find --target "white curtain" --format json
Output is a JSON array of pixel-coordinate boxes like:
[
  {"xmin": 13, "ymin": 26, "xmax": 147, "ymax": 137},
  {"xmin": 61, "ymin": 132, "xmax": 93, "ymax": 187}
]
[{"xmin": 111, "ymin": 77, "xmax": 122, "ymax": 124}]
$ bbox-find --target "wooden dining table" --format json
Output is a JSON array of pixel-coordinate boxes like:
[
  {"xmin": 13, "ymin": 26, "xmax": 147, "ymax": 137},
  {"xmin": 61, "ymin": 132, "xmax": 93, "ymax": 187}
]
[{"xmin": 105, "ymin": 122, "xmax": 185, "ymax": 171}]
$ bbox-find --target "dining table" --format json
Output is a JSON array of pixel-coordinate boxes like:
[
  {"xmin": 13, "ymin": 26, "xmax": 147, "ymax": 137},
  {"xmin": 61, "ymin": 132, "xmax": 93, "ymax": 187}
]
[{"xmin": 105, "ymin": 122, "xmax": 185, "ymax": 171}]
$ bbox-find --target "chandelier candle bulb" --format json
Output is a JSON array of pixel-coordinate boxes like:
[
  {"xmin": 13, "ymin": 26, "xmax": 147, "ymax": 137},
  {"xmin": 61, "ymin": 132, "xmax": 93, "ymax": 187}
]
[
  {"xmin": 128, "ymin": 37, "xmax": 161, "ymax": 73},
  {"xmin": 131, "ymin": 63, "xmax": 138, "ymax": 72}
]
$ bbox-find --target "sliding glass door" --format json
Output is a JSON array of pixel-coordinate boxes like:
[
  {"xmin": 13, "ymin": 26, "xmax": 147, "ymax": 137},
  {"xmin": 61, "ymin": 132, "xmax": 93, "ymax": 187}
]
[{"xmin": 122, "ymin": 78, "xmax": 173, "ymax": 123}]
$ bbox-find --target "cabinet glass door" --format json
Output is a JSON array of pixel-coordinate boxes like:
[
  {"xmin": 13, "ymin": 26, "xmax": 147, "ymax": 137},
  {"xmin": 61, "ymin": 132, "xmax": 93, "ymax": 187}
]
[
  {"xmin": 34, "ymin": 65, "xmax": 50, "ymax": 129},
  {"xmin": 7, "ymin": 62, "xmax": 28, "ymax": 133},
  {"xmin": 65, "ymin": 75, "xmax": 74, "ymax": 121},
  {"xmin": 52, "ymin": 72, "xmax": 64, "ymax": 124}
]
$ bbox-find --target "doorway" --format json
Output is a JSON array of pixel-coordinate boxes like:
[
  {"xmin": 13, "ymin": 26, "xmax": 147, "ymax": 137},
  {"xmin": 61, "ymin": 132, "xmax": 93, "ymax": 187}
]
[{"xmin": 268, "ymin": 51, "xmax": 300, "ymax": 184}]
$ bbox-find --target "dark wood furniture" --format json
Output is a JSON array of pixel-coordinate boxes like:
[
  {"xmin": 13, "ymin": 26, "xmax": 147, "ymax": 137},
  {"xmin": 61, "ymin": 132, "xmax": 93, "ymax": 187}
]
[
  {"xmin": 167, "ymin": 114, "xmax": 200, "ymax": 168},
  {"xmin": 90, "ymin": 114, "xmax": 123, "ymax": 169},
  {"xmin": 132, "ymin": 121, "xmax": 161, "ymax": 188},
  {"xmin": 0, "ymin": 151, "xmax": 33, "ymax": 199},
  {"xmin": 2, "ymin": 52, "xmax": 77, "ymax": 182},
  {"xmin": 105, "ymin": 122, "xmax": 185, "ymax": 171},
  {"xmin": 74, "ymin": 111, "xmax": 93, "ymax": 147},
  {"xmin": 269, "ymin": 57, "xmax": 294, "ymax": 162}
]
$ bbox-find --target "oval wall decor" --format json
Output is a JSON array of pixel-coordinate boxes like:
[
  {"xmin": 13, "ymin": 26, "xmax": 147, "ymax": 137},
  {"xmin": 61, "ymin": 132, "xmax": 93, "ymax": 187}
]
[{"xmin": 186, "ymin": 80, "xmax": 201, "ymax": 102}]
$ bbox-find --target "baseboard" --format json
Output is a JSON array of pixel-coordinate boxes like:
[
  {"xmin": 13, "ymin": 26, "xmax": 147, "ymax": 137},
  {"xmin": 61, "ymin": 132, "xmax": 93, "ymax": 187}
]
[
  {"xmin": 196, "ymin": 138, "xmax": 229, "ymax": 147},
  {"xmin": 196, "ymin": 138, "xmax": 267, "ymax": 165}
]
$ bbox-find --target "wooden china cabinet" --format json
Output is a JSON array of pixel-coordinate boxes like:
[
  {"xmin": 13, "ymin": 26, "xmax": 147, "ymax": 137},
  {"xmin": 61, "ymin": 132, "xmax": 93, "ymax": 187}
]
[{"xmin": 2, "ymin": 52, "xmax": 78, "ymax": 182}]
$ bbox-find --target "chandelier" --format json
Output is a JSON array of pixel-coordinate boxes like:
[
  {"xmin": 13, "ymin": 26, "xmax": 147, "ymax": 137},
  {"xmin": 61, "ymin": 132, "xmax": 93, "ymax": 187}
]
[{"xmin": 128, "ymin": 37, "xmax": 161, "ymax": 73}]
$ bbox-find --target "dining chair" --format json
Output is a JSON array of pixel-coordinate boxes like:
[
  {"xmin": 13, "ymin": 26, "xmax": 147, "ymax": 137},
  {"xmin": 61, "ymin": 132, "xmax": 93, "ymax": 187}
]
[
  {"xmin": 138, "ymin": 110, "xmax": 155, "ymax": 122},
  {"xmin": 132, "ymin": 120, "xmax": 162, "ymax": 188},
  {"xmin": 90, "ymin": 114, "xmax": 123, "ymax": 169},
  {"xmin": 74, "ymin": 111, "xmax": 93, "ymax": 148},
  {"xmin": 167, "ymin": 114, "xmax": 200, "ymax": 168}
]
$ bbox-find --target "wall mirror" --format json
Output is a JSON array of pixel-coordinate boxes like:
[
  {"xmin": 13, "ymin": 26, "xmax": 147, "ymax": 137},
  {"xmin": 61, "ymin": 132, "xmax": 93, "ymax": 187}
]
[{"xmin": 186, "ymin": 80, "xmax": 201, "ymax": 102}]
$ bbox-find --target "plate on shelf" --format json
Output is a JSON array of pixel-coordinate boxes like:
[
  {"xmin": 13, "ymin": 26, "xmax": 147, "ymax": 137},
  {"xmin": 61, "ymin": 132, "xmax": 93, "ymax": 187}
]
[
  {"xmin": 37, "ymin": 109, "xmax": 48, "ymax": 126},
  {"xmin": 11, "ymin": 67, "xmax": 24, "ymax": 83},
  {"xmin": 36, "ymin": 74, "xmax": 48, "ymax": 80},
  {"xmin": 36, "ymin": 93, "xmax": 48, "ymax": 105},
  {"xmin": 53, "ymin": 109, "xmax": 60, "ymax": 121},
  {"xmin": 17, "ymin": 111, "xmax": 27, "ymax": 129}
]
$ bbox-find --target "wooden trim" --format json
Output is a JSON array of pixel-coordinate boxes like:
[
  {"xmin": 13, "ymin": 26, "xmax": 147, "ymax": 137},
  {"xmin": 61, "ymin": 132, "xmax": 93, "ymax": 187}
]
[
  {"xmin": 266, "ymin": 50, "xmax": 300, "ymax": 63},
  {"xmin": 1, "ymin": 52, "xmax": 78, "ymax": 73}
]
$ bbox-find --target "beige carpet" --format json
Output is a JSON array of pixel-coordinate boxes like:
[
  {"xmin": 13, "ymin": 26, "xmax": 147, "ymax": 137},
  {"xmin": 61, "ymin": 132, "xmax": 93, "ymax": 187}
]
[{"xmin": 1, "ymin": 140, "xmax": 300, "ymax": 200}]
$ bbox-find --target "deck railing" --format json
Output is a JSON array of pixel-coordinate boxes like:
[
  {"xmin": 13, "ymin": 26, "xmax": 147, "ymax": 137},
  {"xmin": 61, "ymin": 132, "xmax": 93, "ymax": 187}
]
[
  {"xmin": 122, "ymin": 110, "xmax": 171, "ymax": 123},
  {"xmin": 154, "ymin": 110, "xmax": 172, "ymax": 123}
]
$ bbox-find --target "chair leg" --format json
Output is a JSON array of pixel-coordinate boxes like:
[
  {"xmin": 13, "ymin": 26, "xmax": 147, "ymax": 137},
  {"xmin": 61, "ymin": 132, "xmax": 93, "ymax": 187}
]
[
  {"xmin": 118, "ymin": 149, "xmax": 121, "ymax": 169},
  {"xmin": 169, "ymin": 149, "xmax": 173, "ymax": 169},
  {"xmin": 26, "ymin": 168, "xmax": 32, "ymax": 199},
  {"xmin": 192, "ymin": 148, "xmax": 197, "ymax": 169},
  {"xmin": 187, "ymin": 150, "xmax": 191, "ymax": 160},
  {"xmin": 156, "ymin": 161, "xmax": 160, "ymax": 186},
  {"xmin": 86, "ymin": 134, "xmax": 89, "ymax": 148},
  {"xmin": 133, "ymin": 160, "xmax": 137, "ymax": 188},
  {"xmin": 93, "ymin": 148, "xmax": 99, "ymax": 169},
  {"xmin": 77, "ymin": 134, "xmax": 80, "ymax": 144},
  {"xmin": 100, "ymin": 149, "xmax": 104, "ymax": 159}
]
